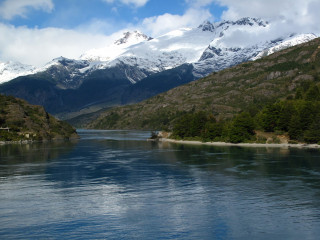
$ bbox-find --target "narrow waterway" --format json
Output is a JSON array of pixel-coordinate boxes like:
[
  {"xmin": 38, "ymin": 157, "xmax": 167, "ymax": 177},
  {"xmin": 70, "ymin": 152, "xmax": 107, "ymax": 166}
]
[{"xmin": 1, "ymin": 130, "xmax": 320, "ymax": 239}]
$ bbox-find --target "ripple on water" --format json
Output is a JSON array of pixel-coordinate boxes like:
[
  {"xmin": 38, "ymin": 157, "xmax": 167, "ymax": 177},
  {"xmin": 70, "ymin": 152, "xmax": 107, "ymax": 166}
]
[{"xmin": 1, "ymin": 130, "xmax": 320, "ymax": 239}]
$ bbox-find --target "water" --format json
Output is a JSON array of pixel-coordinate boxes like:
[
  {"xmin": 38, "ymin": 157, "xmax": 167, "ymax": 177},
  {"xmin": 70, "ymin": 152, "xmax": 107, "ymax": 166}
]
[{"xmin": 1, "ymin": 130, "xmax": 320, "ymax": 239}]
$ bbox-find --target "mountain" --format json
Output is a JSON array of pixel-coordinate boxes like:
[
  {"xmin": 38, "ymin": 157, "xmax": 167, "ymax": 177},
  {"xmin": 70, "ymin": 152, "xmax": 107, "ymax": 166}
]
[
  {"xmin": 80, "ymin": 30, "xmax": 152, "ymax": 63},
  {"xmin": 88, "ymin": 37, "xmax": 320, "ymax": 130},
  {"xmin": 0, "ymin": 94, "xmax": 78, "ymax": 142},
  {"xmin": 1, "ymin": 17, "xmax": 317, "ymax": 85},
  {"xmin": 0, "ymin": 18, "xmax": 318, "ymax": 119},
  {"xmin": 0, "ymin": 61, "xmax": 39, "ymax": 84}
]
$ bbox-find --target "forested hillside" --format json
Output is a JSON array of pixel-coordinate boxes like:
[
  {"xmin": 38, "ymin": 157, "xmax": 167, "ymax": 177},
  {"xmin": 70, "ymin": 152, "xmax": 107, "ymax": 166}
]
[
  {"xmin": 0, "ymin": 94, "xmax": 78, "ymax": 142},
  {"xmin": 170, "ymin": 83, "xmax": 320, "ymax": 144}
]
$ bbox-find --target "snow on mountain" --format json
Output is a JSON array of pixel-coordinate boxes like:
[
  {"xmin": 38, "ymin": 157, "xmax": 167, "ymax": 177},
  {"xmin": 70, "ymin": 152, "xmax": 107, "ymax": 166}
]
[
  {"xmin": 0, "ymin": 61, "xmax": 39, "ymax": 84},
  {"xmin": 79, "ymin": 30, "xmax": 152, "ymax": 62},
  {"xmin": 0, "ymin": 17, "xmax": 318, "ymax": 85},
  {"xmin": 251, "ymin": 33, "xmax": 318, "ymax": 61},
  {"xmin": 93, "ymin": 17, "xmax": 316, "ymax": 79},
  {"xmin": 39, "ymin": 57, "xmax": 91, "ymax": 89},
  {"xmin": 105, "ymin": 26, "xmax": 216, "ymax": 74},
  {"xmin": 192, "ymin": 18, "xmax": 317, "ymax": 77}
]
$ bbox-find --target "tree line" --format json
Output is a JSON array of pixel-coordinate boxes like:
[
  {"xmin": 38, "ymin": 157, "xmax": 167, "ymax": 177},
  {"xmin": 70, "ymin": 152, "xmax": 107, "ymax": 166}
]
[{"xmin": 171, "ymin": 82, "xmax": 320, "ymax": 144}]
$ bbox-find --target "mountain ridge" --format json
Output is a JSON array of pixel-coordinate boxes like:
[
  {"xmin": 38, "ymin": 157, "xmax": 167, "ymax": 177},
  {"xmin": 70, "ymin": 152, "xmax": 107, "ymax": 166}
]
[
  {"xmin": 88, "ymin": 37, "xmax": 320, "ymax": 130},
  {"xmin": 0, "ymin": 17, "xmax": 318, "ymax": 120},
  {"xmin": 1, "ymin": 17, "xmax": 317, "ymax": 85}
]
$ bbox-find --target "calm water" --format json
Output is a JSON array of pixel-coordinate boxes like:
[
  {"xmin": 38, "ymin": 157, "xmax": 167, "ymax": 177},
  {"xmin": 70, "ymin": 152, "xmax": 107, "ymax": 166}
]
[{"xmin": 1, "ymin": 130, "xmax": 320, "ymax": 239}]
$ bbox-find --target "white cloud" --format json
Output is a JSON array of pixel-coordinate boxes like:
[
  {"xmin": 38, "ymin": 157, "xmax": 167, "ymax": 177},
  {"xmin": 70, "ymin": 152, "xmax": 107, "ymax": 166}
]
[
  {"xmin": 215, "ymin": 0, "xmax": 320, "ymax": 34},
  {"xmin": 141, "ymin": 8, "xmax": 212, "ymax": 37},
  {"xmin": 103, "ymin": 0, "xmax": 149, "ymax": 8},
  {"xmin": 0, "ymin": 23, "xmax": 117, "ymax": 67},
  {"xmin": 1, "ymin": 0, "xmax": 319, "ymax": 67},
  {"xmin": 0, "ymin": 0, "xmax": 54, "ymax": 20}
]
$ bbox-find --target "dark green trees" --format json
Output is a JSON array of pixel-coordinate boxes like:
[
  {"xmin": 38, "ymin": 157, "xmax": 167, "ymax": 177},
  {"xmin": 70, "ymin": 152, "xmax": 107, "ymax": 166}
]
[
  {"xmin": 257, "ymin": 83, "xmax": 320, "ymax": 143},
  {"xmin": 228, "ymin": 112, "xmax": 255, "ymax": 143},
  {"xmin": 172, "ymin": 111, "xmax": 255, "ymax": 143},
  {"xmin": 172, "ymin": 111, "xmax": 214, "ymax": 139}
]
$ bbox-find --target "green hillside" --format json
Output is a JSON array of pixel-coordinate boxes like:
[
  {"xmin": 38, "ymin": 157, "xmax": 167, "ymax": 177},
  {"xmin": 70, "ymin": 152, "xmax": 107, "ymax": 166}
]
[
  {"xmin": 0, "ymin": 94, "xmax": 78, "ymax": 142},
  {"xmin": 89, "ymin": 38, "xmax": 320, "ymax": 131}
]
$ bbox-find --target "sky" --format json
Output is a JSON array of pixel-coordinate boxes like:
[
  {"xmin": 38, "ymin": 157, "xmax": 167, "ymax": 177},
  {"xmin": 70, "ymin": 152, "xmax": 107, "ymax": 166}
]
[{"xmin": 0, "ymin": 0, "xmax": 320, "ymax": 67}]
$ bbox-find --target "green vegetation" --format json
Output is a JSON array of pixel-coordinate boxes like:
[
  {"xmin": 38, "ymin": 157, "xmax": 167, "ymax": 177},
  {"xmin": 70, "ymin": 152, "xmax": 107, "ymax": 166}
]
[
  {"xmin": 0, "ymin": 94, "xmax": 78, "ymax": 142},
  {"xmin": 89, "ymin": 37, "xmax": 320, "ymax": 131},
  {"xmin": 170, "ymin": 111, "xmax": 255, "ymax": 143},
  {"xmin": 170, "ymin": 83, "xmax": 320, "ymax": 144}
]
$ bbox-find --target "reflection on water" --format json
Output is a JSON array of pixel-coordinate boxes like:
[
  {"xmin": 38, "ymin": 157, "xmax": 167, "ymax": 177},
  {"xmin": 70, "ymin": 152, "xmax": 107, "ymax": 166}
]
[
  {"xmin": 0, "ymin": 140, "xmax": 77, "ymax": 178},
  {"xmin": 1, "ymin": 130, "xmax": 320, "ymax": 239}
]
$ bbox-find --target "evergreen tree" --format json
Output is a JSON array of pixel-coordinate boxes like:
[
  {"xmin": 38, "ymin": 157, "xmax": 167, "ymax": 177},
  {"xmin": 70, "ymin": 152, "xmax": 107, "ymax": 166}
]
[
  {"xmin": 172, "ymin": 113, "xmax": 193, "ymax": 138},
  {"xmin": 288, "ymin": 114, "xmax": 303, "ymax": 140},
  {"xmin": 229, "ymin": 112, "xmax": 255, "ymax": 143},
  {"xmin": 304, "ymin": 116, "xmax": 320, "ymax": 143},
  {"xmin": 305, "ymin": 84, "xmax": 320, "ymax": 101},
  {"xmin": 202, "ymin": 121, "xmax": 223, "ymax": 141},
  {"xmin": 189, "ymin": 111, "xmax": 208, "ymax": 137},
  {"xmin": 257, "ymin": 104, "xmax": 280, "ymax": 132},
  {"xmin": 277, "ymin": 102, "xmax": 295, "ymax": 132},
  {"xmin": 299, "ymin": 102, "xmax": 316, "ymax": 131}
]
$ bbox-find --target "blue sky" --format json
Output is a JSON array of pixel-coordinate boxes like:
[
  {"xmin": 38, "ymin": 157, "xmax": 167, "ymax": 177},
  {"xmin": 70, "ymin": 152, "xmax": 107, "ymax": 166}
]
[
  {"xmin": 0, "ymin": 0, "xmax": 319, "ymax": 66},
  {"xmin": 0, "ymin": 0, "xmax": 226, "ymax": 35},
  {"xmin": 8, "ymin": 0, "xmax": 222, "ymax": 31}
]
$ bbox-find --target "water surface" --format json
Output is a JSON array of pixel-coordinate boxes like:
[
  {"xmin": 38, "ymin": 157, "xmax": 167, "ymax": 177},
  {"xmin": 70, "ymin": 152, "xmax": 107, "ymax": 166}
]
[{"xmin": 1, "ymin": 130, "xmax": 320, "ymax": 239}]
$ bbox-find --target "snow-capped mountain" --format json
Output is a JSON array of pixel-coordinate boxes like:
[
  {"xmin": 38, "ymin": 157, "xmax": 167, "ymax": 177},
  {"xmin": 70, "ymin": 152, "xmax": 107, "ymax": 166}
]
[
  {"xmin": 0, "ymin": 17, "xmax": 317, "ymax": 86},
  {"xmin": 80, "ymin": 30, "xmax": 152, "ymax": 62},
  {"xmin": 251, "ymin": 34, "xmax": 317, "ymax": 60},
  {"xmin": 0, "ymin": 61, "xmax": 39, "ymax": 84},
  {"xmin": 64, "ymin": 17, "xmax": 318, "ymax": 82},
  {"xmin": 193, "ymin": 32, "xmax": 317, "ymax": 77},
  {"xmin": 0, "ymin": 17, "xmax": 318, "ymax": 118}
]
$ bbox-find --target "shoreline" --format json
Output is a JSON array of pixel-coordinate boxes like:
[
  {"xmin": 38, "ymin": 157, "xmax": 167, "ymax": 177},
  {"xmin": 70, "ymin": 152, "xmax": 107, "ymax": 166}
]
[
  {"xmin": 160, "ymin": 138, "xmax": 320, "ymax": 149},
  {"xmin": 0, "ymin": 140, "xmax": 34, "ymax": 145},
  {"xmin": 0, "ymin": 136, "xmax": 80, "ymax": 145}
]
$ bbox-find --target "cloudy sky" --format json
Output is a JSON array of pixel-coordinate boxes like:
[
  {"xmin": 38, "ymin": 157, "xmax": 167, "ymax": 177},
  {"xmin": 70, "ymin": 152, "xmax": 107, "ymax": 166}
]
[{"xmin": 0, "ymin": 0, "xmax": 319, "ymax": 66}]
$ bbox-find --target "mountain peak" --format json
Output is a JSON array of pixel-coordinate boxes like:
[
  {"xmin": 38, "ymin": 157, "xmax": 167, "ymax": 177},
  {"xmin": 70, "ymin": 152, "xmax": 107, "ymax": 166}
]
[
  {"xmin": 114, "ymin": 30, "xmax": 152, "ymax": 45},
  {"xmin": 198, "ymin": 21, "xmax": 215, "ymax": 32},
  {"xmin": 234, "ymin": 17, "xmax": 268, "ymax": 27},
  {"xmin": 216, "ymin": 17, "xmax": 268, "ymax": 28}
]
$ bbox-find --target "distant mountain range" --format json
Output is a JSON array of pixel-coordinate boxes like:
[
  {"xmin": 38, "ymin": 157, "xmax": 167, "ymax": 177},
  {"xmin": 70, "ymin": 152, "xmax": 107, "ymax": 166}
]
[{"xmin": 0, "ymin": 17, "xmax": 318, "ymax": 119}]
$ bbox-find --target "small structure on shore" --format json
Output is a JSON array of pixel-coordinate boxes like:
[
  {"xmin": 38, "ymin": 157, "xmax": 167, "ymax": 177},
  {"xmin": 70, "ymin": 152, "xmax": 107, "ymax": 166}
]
[
  {"xmin": 147, "ymin": 131, "xmax": 160, "ymax": 141},
  {"xmin": 147, "ymin": 131, "xmax": 171, "ymax": 141}
]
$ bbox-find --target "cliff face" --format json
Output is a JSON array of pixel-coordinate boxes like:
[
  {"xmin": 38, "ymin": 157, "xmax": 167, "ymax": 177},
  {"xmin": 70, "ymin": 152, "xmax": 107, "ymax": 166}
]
[{"xmin": 0, "ymin": 94, "xmax": 78, "ymax": 142}]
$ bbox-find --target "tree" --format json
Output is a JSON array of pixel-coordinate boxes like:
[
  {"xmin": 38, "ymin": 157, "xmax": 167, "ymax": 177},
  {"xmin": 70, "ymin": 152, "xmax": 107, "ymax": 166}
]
[
  {"xmin": 299, "ymin": 102, "xmax": 316, "ymax": 131},
  {"xmin": 172, "ymin": 113, "xmax": 193, "ymax": 138},
  {"xmin": 277, "ymin": 102, "xmax": 295, "ymax": 132},
  {"xmin": 288, "ymin": 114, "xmax": 303, "ymax": 140},
  {"xmin": 229, "ymin": 112, "xmax": 255, "ymax": 143},
  {"xmin": 202, "ymin": 121, "xmax": 223, "ymax": 141},
  {"xmin": 304, "ymin": 116, "xmax": 320, "ymax": 143},
  {"xmin": 189, "ymin": 111, "xmax": 208, "ymax": 137},
  {"xmin": 257, "ymin": 104, "xmax": 280, "ymax": 132},
  {"xmin": 305, "ymin": 84, "xmax": 320, "ymax": 101}
]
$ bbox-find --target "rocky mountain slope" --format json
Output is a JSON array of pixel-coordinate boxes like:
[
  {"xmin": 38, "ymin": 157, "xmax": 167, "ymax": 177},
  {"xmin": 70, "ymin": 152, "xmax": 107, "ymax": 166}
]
[
  {"xmin": 89, "ymin": 37, "xmax": 320, "ymax": 130},
  {"xmin": 0, "ymin": 94, "xmax": 78, "ymax": 141},
  {"xmin": 0, "ymin": 18, "xmax": 317, "ymax": 119}
]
